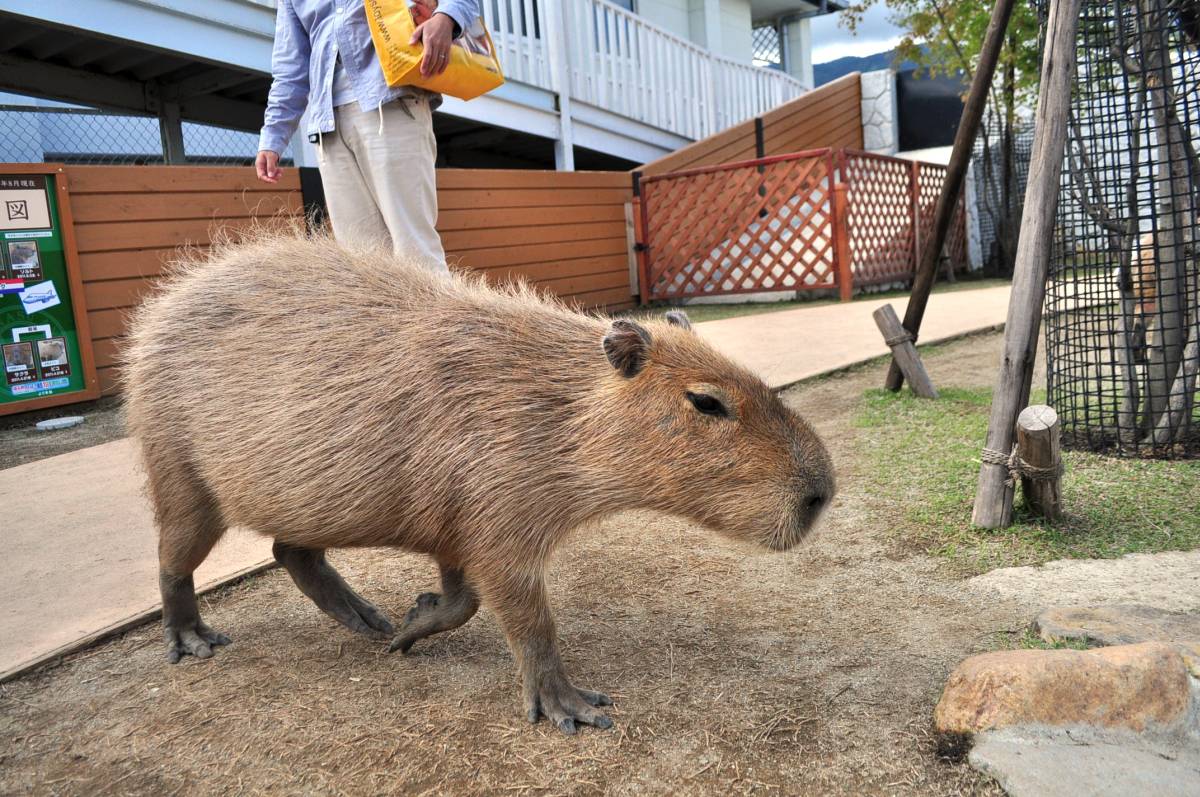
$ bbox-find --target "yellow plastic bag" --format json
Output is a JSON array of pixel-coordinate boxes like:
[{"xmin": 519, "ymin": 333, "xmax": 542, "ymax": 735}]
[{"xmin": 364, "ymin": 0, "xmax": 504, "ymax": 101}]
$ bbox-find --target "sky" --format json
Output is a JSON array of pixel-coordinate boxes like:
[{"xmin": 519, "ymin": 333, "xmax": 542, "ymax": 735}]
[{"xmin": 809, "ymin": 4, "xmax": 904, "ymax": 65}]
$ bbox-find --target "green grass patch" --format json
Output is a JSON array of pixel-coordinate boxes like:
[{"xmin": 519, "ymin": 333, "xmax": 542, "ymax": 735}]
[
  {"xmin": 854, "ymin": 386, "xmax": 1200, "ymax": 575},
  {"xmin": 986, "ymin": 627, "xmax": 1093, "ymax": 652}
]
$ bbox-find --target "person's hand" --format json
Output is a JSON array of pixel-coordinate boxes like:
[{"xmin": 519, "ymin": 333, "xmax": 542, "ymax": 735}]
[
  {"xmin": 256, "ymin": 150, "xmax": 281, "ymax": 184},
  {"xmin": 410, "ymin": 12, "xmax": 456, "ymax": 77}
]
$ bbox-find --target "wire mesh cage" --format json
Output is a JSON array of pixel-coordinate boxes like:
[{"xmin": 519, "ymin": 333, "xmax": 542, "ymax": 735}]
[
  {"xmin": 972, "ymin": 110, "xmax": 1035, "ymax": 274},
  {"xmin": 1045, "ymin": 0, "xmax": 1200, "ymax": 458}
]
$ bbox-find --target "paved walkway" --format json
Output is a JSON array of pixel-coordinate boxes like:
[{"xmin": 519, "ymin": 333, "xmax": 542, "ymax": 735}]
[
  {"xmin": 0, "ymin": 284, "xmax": 1011, "ymax": 682},
  {"xmin": 695, "ymin": 285, "xmax": 1012, "ymax": 389}
]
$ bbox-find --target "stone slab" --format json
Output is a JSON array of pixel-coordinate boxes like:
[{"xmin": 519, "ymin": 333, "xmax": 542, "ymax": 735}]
[
  {"xmin": 1036, "ymin": 605, "xmax": 1200, "ymax": 676},
  {"xmin": 970, "ymin": 730, "xmax": 1200, "ymax": 797},
  {"xmin": 967, "ymin": 550, "xmax": 1200, "ymax": 614}
]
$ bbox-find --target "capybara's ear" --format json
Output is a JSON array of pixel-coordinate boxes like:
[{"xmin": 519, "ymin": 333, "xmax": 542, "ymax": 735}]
[
  {"xmin": 603, "ymin": 319, "xmax": 652, "ymax": 378},
  {"xmin": 664, "ymin": 310, "xmax": 693, "ymax": 331}
]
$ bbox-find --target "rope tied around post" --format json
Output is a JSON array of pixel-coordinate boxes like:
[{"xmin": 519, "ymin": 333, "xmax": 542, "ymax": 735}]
[
  {"xmin": 980, "ymin": 445, "xmax": 1065, "ymax": 487},
  {"xmin": 884, "ymin": 331, "xmax": 914, "ymax": 348}
]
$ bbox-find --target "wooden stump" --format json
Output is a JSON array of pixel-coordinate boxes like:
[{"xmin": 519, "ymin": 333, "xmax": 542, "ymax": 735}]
[
  {"xmin": 873, "ymin": 304, "xmax": 938, "ymax": 398},
  {"xmin": 1016, "ymin": 405, "xmax": 1063, "ymax": 521}
]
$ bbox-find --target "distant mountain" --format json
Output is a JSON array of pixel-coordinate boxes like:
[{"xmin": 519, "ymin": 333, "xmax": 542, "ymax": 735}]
[{"xmin": 814, "ymin": 49, "xmax": 919, "ymax": 86}]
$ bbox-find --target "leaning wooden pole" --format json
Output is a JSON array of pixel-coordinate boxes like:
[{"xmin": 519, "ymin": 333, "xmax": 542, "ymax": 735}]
[
  {"xmin": 885, "ymin": 0, "xmax": 1018, "ymax": 391},
  {"xmin": 972, "ymin": 0, "xmax": 1083, "ymax": 529}
]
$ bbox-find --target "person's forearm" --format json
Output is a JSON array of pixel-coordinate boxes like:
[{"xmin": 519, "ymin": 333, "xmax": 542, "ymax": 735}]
[
  {"xmin": 435, "ymin": 0, "xmax": 479, "ymax": 37},
  {"xmin": 258, "ymin": 0, "xmax": 311, "ymax": 153}
]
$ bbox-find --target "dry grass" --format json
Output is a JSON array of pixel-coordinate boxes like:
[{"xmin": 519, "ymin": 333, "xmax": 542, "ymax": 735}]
[{"xmin": 0, "ymin": 336, "xmax": 1033, "ymax": 796}]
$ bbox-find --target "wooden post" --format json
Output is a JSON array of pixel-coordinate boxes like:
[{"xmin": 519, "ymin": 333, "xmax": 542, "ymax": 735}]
[
  {"xmin": 972, "ymin": 0, "xmax": 1082, "ymax": 529},
  {"xmin": 885, "ymin": 0, "xmax": 1019, "ymax": 391},
  {"xmin": 1016, "ymin": 405, "xmax": 1063, "ymax": 521},
  {"xmin": 833, "ymin": 182, "xmax": 853, "ymax": 302},
  {"xmin": 909, "ymin": 159, "xmax": 922, "ymax": 279},
  {"xmin": 873, "ymin": 304, "xmax": 939, "ymax": 398}
]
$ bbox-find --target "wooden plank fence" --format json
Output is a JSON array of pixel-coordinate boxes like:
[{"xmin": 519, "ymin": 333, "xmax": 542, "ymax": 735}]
[{"xmin": 66, "ymin": 166, "xmax": 633, "ymax": 395}]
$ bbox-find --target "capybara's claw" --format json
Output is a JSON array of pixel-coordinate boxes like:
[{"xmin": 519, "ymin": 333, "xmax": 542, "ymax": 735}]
[
  {"xmin": 525, "ymin": 673, "xmax": 613, "ymax": 734},
  {"xmin": 576, "ymin": 687, "xmax": 612, "ymax": 707},
  {"xmin": 164, "ymin": 621, "xmax": 230, "ymax": 664}
]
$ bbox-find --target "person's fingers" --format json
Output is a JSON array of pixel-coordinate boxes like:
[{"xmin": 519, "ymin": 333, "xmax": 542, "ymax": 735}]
[
  {"xmin": 410, "ymin": 19, "xmax": 426, "ymax": 46},
  {"xmin": 257, "ymin": 151, "xmax": 280, "ymax": 184}
]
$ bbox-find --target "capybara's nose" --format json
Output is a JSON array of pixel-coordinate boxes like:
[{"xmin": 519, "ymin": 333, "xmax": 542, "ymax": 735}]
[{"xmin": 797, "ymin": 488, "xmax": 831, "ymax": 528}]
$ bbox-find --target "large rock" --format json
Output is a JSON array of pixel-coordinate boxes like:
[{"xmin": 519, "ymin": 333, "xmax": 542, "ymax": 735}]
[
  {"xmin": 1035, "ymin": 605, "xmax": 1200, "ymax": 676},
  {"xmin": 934, "ymin": 642, "xmax": 1194, "ymax": 735}
]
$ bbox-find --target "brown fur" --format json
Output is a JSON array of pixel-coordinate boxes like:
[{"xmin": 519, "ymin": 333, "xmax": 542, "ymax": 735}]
[{"xmin": 123, "ymin": 231, "xmax": 834, "ymax": 733}]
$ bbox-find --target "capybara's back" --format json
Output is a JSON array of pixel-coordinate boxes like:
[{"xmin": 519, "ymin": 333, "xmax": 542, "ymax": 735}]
[{"xmin": 127, "ymin": 232, "xmax": 834, "ymax": 734}]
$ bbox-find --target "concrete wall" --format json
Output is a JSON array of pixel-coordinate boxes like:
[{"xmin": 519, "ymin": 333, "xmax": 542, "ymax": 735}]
[
  {"xmin": 718, "ymin": 0, "xmax": 754, "ymax": 62},
  {"xmin": 639, "ymin": 0, "xmax": 692, "ymax": 39},
  {"xmin": 645, "ymin": 0, "xmax": 755, "ymax": 62},
  {"xmin": 859, "ymin": 68, "xmax": 898, "ymax": 155},
  {"xmin": 782, "ymin": 18, "xmax": 813, "ymax": 89}
]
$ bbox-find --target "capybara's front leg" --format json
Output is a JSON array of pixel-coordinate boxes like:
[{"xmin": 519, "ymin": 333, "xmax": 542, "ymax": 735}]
[
  {"xmin": 272, "ymin": 542, "xmax": 395, "ymax": 636},
  {"xmin": 481, "ymin": 570, "xmax": 613, "ymax": 735},
  {"xmin": 389, "ymin": 562, "xmax": 480, "ymax": 653}
]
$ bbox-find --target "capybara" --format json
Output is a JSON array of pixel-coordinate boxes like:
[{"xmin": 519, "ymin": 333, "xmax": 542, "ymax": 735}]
[{"xmin": 124, "ymin": 232, "xmax": 835, "ymax": 734}]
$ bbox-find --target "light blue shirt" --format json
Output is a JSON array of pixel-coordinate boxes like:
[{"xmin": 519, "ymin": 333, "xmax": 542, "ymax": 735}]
[{"xmin": 258, "ymin": 0, "xmax": 479, "ymax": 154}]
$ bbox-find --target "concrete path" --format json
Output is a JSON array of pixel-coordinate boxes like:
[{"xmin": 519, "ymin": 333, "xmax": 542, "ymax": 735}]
[
  {"xmin": 0, "ymin": 284, "xmax": 1011, "ymax": 682},
  {"xmin": 695, "ymin": 285, "xmax": 1012, "ymax": 389},
  {"xmin": 0, "ymin": 439, "xmax": 272, "ymax": 681}
]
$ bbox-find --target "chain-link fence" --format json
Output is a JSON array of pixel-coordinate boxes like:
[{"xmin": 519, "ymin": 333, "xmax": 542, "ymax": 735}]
[{"xmin": 0, "ymin": 95, "xmax": 290, "ymax": 166}]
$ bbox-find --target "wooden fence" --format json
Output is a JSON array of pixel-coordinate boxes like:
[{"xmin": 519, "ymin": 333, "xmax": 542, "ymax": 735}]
[{"xmin": 66, "ymin": 165, "xmax": 633, "ymax": 395}]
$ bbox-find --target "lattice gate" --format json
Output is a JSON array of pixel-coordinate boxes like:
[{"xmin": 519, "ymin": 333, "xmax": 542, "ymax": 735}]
[
  {"xmin": 637, "ymin": 150, "xmax": 841, "ymax": 303},
  {"xmin": 636, "ymin": 148, "xmax": 969, "ymax": 303}
]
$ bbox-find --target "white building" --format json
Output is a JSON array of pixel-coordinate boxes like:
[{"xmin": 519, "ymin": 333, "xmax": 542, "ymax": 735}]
[{"xmin": 0, "ymin": 0, "xmax": 840, "ymax": 169}]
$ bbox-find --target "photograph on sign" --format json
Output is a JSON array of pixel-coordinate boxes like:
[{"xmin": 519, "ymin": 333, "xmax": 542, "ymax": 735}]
[
  {"xmin": 0, "ymin": 182, "xmax": 52, "ymax": 232},
  {"xmin": 8, "ymin": 240, "xmax": 43, "ymax": 281},
  {"xmin": 3, "ymin": 341, "xmax": 37, "ymax": 385},
  {"xmin": 36, "ymin": 336, "xmax": 71, "ymax": 379},
  {"xmin": 18, "ymin": 280, "xmax": 61, "ymax": 315}
]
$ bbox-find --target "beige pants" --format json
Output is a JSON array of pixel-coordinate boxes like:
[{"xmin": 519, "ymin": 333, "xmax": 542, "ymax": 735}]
[{"xmin": 317, "ymin": 96, "xmax": 448, "ymax": 273}]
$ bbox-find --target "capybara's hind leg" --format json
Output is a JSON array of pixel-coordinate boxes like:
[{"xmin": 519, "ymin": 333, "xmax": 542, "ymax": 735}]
[
  {"xmin": 388, "ymin": 562, "xmax": 481, "ymax": 653},
  {"xmin": 272, "ymin": 542, "xmax": 395, "ymax": 636},
  {"xmin": 154, "ymin": 464, "xmax": 231, "ymax": 663}
]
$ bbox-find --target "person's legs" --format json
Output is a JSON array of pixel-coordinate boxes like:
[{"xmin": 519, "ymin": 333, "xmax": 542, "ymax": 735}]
[
  {"xmin": 317, "ymin": 107, "xmax": 391, "ymax": 251},
  {"xmin": 348, "ymin": 96, "xmax": 448, "ymax": 273}
]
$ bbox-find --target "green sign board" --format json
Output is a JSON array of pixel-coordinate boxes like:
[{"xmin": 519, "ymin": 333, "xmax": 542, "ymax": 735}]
[{"xmin": 1, "ymin": 168, "xmax": 98, "ymax": 413}]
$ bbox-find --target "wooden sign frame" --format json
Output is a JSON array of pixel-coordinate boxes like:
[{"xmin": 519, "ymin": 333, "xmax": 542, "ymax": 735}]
[{"xmin": 0, "ymin": 163, "xmax": 101, "ymax": 416}]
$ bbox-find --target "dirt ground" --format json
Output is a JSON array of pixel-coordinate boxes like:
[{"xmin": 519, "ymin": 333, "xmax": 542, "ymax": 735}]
[
  {"xmin": 0, "ymin": 335, "xmax": 1031, "ymax": 796},
  {"xmin": 0, "ymin": 397, "xmax": 126, "ymax": 470}
]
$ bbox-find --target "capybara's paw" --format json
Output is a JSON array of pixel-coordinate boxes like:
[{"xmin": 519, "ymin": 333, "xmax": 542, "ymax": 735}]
[
  {"xmin": 164, "ymin": 622, "xmax": 230, "ymax": 664},
  {"xmin": 388, "ymin": 592, "xmax": 442, "ymax": 654},
  {"xmin": 524, "ymin": 672, "xmax": 614, "ymax": 735}
]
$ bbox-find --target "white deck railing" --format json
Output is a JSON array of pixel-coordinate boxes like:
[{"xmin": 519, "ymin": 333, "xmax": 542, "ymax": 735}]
[{"xmin": 480, "ymin": 0, "xmax": 808, "ymax": 141}]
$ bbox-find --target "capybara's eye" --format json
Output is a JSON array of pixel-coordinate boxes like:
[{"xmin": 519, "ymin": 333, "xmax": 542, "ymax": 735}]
[{"xmin": 686, "ymin": 391, "xmax": 728, "ymax": 418}]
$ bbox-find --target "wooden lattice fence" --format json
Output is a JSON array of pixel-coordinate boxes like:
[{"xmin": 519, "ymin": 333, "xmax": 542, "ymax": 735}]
[{"xmin": 636, "ymin": 148, "xmax": 969, "ymax": 303}]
